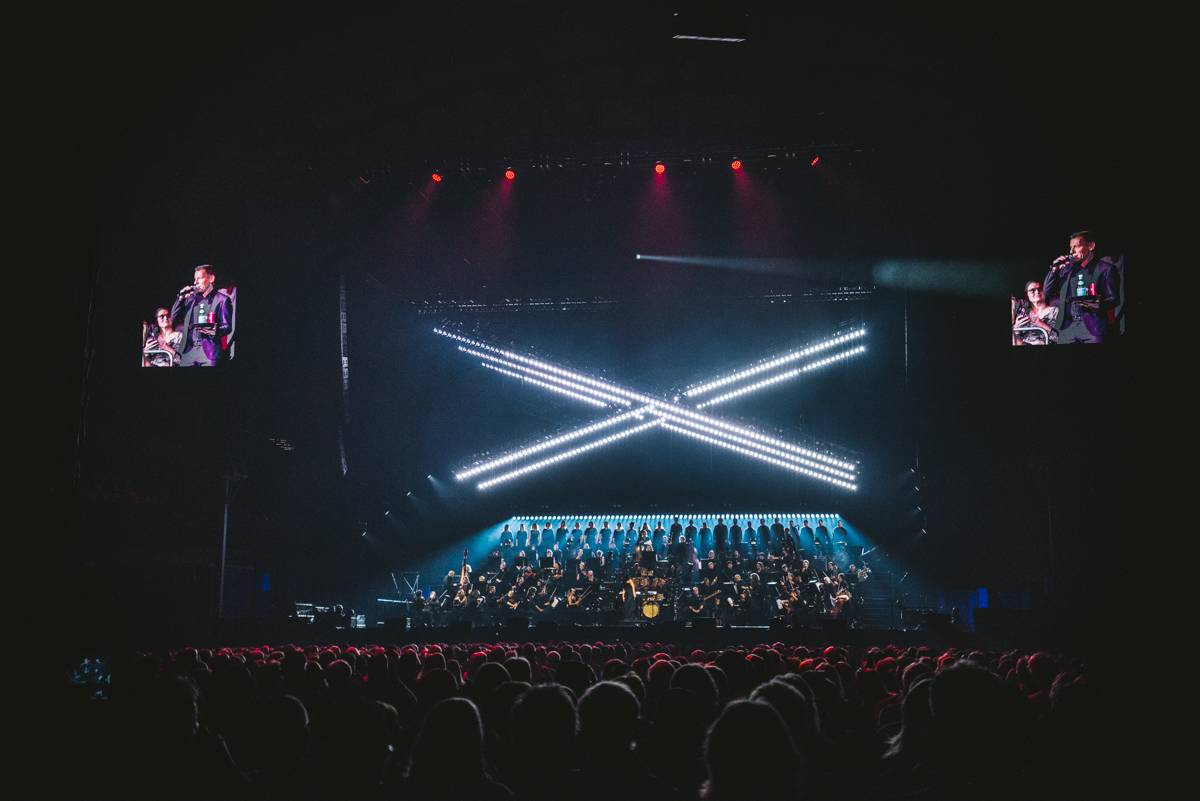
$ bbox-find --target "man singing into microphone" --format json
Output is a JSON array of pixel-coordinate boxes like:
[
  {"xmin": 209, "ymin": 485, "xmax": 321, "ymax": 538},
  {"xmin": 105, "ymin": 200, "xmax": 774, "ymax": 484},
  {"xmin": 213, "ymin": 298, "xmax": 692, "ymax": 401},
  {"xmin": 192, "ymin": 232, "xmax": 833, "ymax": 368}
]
[
  {"xmin": 171, "ymin": 264, "xmax": 233, "ymax": 366},
  {"xmin": 1042, "ymin": 230, "xmax": 1121, "ymax": 344}
]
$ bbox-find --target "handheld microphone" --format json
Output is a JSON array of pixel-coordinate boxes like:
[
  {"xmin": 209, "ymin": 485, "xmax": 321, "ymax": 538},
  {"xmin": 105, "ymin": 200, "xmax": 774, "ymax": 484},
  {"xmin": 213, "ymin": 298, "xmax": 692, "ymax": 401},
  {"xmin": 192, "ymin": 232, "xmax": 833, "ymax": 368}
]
[
  {"xmin": 1052, "ymin": 254, "xmax": 1073, "ymax": 268},
  {"xmin": 178, "ymin": 285, "xmax": 197, "ymax": 297}
]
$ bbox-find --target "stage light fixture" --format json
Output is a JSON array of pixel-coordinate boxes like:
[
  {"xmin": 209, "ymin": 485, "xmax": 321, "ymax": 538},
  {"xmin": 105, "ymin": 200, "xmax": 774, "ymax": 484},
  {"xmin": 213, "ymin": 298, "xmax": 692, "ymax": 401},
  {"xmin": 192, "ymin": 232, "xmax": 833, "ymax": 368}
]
[
  {"xmin": 658, "ymin": 417, "xmax": 857, "ymax": 480},
  {"xmin": 660, "ymin": 423, "xmax": 857, "ymax": 491},
  {"xmin": 504, "ymin": 168, "xmax": 516, "ymax": 180},
  {"xmin": 464, "ymin": 347, "xmax": 631, "ymax": 408},
  {"xmin": 478, "ymin": 419, "xmax": 661, "ymax": 490},
  {"xmin": 731, "ymin": 159, "xmax": 742, "ymax": 171},
  {"xmin": 654, "ymin": 162, "xmax": 666, "ymax": 175},
  {"xmin": 810, "ymin": 156, "xmax": 821, "ymax": 166},
  {"xmin": 696, "ymin": 345, "xmax": 867, "ymax": 408},
  {"xmin": 478, "ymin": 362, "xmax": 610, "ymax": 409},
  {"xmin": 685, "ymin": 328, "xmax": 867, "ymax": 397},
  {"xmin": 472, "ymin": 354, "xmax": 855, "ymax": 482},
  {"xmin": 431, "ymin": 172, "xmax": 443, "ymax": 183},
  {"xmin": 435, "ymin": 328, "xmax": 859, "ymax": 482},
  {"xmin": 455, "ymin": 410, "xmax": 648, "ymax": 480}
]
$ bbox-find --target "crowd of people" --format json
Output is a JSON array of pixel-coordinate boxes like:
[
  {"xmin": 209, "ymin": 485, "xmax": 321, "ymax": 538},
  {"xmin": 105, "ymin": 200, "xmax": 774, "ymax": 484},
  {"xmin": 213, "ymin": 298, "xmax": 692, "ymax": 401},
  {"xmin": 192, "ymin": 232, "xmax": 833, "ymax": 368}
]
[
  {"xmin": 415, "ymin": 517, "xmax": 870, "ymax": 627},
  {"xmin": 67, "ymin": 638, "xmax": 1096, "ymax": 799}
]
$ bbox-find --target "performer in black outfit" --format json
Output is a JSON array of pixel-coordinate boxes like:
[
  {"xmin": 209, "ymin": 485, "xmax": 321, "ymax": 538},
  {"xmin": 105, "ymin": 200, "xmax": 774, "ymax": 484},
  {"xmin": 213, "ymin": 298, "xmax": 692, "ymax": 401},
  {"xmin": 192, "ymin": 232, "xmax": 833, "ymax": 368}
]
[
  {"xmin": 1042, "ymin": 230, "xmax": 1122, "ymax": 344},
  {"xmin": 714, "ymin": 518, "xmax": 728, "ymax": 554},
  {"xmin": 771, "ymin": 517, "xmax": 786, "ymax": 554},
  {"xmin": 670, "ymin": 516, "xmax": 683, "ymax": 541},
  {"xmin": 800, "ymin": 519, "xmax": 815, "ymax": 551},
  {"xmin": 171, "ymin": 264, "xmax": 233, "ymax": 367},
  {"xmin": 815, "ymin": 518, "xmax": 831, "ymax": 555}
]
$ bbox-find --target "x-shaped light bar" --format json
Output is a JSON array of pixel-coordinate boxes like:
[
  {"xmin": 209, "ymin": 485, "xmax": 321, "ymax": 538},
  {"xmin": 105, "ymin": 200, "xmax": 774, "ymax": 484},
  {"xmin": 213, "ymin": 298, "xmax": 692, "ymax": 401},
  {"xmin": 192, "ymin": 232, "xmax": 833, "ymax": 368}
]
[{"xmin": 435, "ymin": 326, "xmax": 867, "ymax": 492}]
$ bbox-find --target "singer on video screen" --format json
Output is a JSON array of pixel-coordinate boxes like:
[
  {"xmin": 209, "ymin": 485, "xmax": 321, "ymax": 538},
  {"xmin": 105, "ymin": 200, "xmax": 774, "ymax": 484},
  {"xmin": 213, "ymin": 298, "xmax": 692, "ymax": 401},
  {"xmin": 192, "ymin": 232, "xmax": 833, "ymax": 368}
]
[
  {"xmin": 1041, "ymin": 230, "xmax": 1123, "ymax": 344},
  {"xmin": 170, "ymin": 264, "xmax": 234, "ymax": 367}
]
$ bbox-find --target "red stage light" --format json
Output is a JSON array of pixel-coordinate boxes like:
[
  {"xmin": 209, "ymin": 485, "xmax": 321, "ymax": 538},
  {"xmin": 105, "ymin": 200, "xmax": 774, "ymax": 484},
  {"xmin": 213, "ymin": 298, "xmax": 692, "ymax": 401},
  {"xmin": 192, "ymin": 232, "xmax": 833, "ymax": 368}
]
[
  {"xmin": 654, "ymin": 162, "xmax": 666, "ymax": 175},
  {"xmin": 431, "ymin": 172, "xmax": 443, "ymax": 183},
  {"xmin": 731, "ymin": 159, "xmax": 742, "ymax": 171},
  {"xmin": 504, "ymin": 168, "xmax": 516, "ymax": 180},
  {"xmin": 810, "ymin": 156, "xmax": 820, "ymax": 167}
]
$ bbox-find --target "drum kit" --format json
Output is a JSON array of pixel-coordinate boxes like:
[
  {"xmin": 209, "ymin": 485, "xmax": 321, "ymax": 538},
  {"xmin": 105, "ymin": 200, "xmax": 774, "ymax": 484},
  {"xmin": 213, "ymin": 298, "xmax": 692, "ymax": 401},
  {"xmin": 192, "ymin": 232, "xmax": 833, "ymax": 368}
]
[
  {"xmin": 633, "ymin": 570, "xmax": 671, "ymax": 619},
  {"xmin": 641, "ymin": 591, "xmax": 663, "ymax": 619}
]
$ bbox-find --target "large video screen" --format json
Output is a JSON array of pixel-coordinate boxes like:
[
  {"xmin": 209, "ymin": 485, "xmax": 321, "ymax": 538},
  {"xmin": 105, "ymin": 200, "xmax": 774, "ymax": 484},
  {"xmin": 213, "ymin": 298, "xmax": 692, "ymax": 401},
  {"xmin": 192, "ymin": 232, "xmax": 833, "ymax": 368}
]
[
  {"xmin": 141, "ymin": 264, "xmax": 237, "ymax": 367},
  {"xmin": 1011, "ymin": 232, "xmax": 1124, "ymax": 346}
]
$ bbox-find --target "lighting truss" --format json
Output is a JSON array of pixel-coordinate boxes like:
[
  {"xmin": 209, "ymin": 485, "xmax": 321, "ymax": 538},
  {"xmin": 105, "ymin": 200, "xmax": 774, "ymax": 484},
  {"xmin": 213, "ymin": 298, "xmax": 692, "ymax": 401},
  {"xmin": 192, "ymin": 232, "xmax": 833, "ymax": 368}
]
[{"xmin": 435, "ymin": 327, "xmax": 864, "ymax": 491}]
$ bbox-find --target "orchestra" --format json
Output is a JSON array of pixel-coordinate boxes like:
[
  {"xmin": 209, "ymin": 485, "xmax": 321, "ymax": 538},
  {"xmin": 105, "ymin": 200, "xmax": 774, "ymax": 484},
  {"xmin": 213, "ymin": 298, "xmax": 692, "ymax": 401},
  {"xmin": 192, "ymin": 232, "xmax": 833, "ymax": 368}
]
[{"xmin": 403, "ymin": 518, "xmax": 872, "ymax": 627}]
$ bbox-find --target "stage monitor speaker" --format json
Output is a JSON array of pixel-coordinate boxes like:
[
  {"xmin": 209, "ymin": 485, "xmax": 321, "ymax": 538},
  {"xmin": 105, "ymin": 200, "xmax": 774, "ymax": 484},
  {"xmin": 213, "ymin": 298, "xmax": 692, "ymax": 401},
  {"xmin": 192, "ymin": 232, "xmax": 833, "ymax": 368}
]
[
  {"xmin": 768, "ymin": 618, "xmax": 790, "ymax": 637},
  {"xmin": 533, "ymin": 620, "xmax": 559, "ymax": 634},
  {"xmin": 691, "ymin": 618, "xmax": 717, "ymax": 632}
]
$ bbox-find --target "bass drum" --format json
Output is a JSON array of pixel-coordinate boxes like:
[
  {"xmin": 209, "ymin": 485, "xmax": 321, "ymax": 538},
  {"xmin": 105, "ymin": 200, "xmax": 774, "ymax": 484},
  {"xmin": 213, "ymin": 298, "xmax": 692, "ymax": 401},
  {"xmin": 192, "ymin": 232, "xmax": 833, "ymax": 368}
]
[{"xmin": 641, "ymin": 599, "xmax": 661, "ymax": 619}]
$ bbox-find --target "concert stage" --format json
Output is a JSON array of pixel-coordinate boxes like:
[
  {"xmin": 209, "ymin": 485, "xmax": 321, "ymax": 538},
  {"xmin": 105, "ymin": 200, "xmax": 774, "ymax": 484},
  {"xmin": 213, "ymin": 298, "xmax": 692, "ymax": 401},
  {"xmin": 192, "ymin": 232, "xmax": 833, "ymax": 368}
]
[{"xmin": 205, "ymin": 612, "xmax": 1064, "ymax": 653}]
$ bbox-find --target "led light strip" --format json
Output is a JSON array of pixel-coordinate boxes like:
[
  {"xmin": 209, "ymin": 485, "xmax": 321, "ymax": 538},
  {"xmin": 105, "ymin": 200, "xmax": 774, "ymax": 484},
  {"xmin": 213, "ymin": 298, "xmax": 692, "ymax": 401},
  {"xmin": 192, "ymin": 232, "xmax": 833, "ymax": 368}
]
[
  {"xmin": 659, "ymin": 414, "xmax": 858, "ymax": 480},
  {"xmin": 464, "ymin": 347, "xmax": 632, "ymax": 408},
  {"xmin": 685, "ymin": 328, "xmax": 867, "ymax": 398},
  {"xmin": 660, "ymin": 423, "xmax": 858, "ymax": 491},
  {"xmin": 455, "ymin": 410, "xmax": 647, "ymax": 481},
  {"xmin": 437, "ymin": 329, "xmax": 640, "ymax": 403},
  {"xmin": 437, "ymin": 329, "xmax": 856, "ymax": 473},
  {"xmin": 512, "ymin": 513, "xmax": 841, "ymax": 523},
  {"xmin": 696, "ymin": 345, "xmax": 868, "ymax": 409},
  {"xmin": 473, "ymin": 353, "xmax": 855, "ymax": 481},
  {"xmin": 653, "ymin": 400, "xmax": 856, "ymax": 472},
  {"xmin": 478, "ymin": 362, "xmax": 610, "ymax": 409},
  {"xmin": 478, "ymin": 419, "xmax": 662, "ymax": 490}
]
